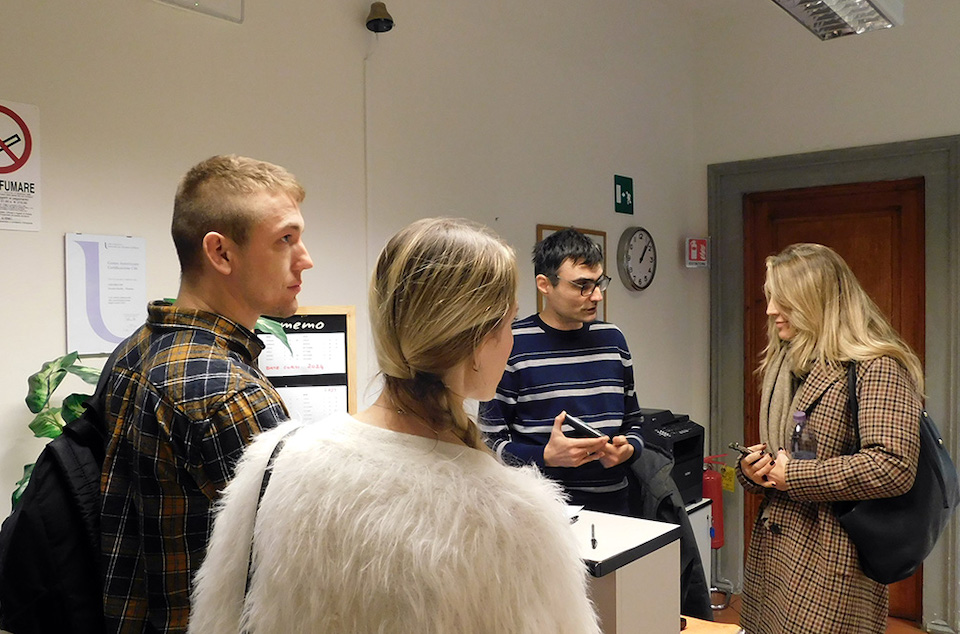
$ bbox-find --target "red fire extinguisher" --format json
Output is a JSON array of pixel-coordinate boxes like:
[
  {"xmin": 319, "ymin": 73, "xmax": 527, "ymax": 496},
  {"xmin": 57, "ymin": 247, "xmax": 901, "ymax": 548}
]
[{"xmin": 703, "ymin": 454, "xmax": 726, "ymax": 549}]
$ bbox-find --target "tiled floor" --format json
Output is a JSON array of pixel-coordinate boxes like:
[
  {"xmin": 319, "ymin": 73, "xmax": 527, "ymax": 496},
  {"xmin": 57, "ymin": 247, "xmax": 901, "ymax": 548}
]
[{"xmin": 711, "ymin": 593, "xmax": 924, "ymax": 633}]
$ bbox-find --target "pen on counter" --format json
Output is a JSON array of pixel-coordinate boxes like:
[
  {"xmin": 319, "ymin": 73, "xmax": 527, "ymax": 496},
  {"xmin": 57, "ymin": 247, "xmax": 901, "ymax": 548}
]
[{"xmin": 591, "ymin": 523, "xmax": 597, "ymax": 549}]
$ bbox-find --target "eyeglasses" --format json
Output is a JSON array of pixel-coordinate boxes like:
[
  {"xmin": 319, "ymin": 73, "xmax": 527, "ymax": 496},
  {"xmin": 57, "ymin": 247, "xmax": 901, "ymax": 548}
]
[{"xmin": 554, "ymin": 274, "xmax": 611, "ymax": 296}]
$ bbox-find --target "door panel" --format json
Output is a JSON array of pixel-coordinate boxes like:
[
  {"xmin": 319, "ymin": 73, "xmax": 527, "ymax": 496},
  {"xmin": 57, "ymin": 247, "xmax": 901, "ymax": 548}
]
[{"xmin": 742, "ymin": 177, "xmax": 925, "ymax": 621}]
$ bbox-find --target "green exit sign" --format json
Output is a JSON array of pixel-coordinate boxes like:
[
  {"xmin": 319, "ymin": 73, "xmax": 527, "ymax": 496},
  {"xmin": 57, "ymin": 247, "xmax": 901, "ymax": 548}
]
[{"xmin": 615, "ymin": 175, "xmax": 633, "ymax": 215}]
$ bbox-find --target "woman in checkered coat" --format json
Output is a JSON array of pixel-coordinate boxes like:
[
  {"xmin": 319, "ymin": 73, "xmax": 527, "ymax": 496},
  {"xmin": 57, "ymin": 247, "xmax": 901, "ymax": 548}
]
[{"xmin": 736, "ymin": 243, "xmax": 924, "ymax": 634}]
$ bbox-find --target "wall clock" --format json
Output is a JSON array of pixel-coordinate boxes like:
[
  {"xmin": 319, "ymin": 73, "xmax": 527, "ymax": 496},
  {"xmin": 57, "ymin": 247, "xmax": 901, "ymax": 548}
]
[{"xmin": 616, "ymin": 226, "xmax": 657, "ymax": 290}]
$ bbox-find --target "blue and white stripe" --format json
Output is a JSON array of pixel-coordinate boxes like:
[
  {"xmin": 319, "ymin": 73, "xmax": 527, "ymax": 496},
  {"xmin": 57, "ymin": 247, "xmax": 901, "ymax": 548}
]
[{"xmin": 481, "ymin": 314, "xmax": 644, "ymax": 493}]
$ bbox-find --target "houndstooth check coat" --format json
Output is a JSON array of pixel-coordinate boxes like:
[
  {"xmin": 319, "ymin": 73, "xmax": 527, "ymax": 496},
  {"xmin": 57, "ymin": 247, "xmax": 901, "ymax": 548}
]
[{"xmin": 739, "ymin": 356, "xmax": 922, "ymax": 634}]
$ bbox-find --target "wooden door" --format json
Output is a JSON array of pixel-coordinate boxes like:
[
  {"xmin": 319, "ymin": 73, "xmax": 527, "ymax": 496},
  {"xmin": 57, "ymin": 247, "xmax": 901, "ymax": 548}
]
[{"xmin": 742, "ymin": 177, "xmax": 926, "ymax": 621}]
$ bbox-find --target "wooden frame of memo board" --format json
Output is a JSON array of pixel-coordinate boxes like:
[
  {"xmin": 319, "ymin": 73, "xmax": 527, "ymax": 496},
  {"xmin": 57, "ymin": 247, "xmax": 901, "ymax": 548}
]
[
  {"xmin": 259, "ymin": 305, "xmax": 358, "ymax": 417},
  {"xmin": 535, "ymin": 224, "xmax": 607, "ymax": 322}
]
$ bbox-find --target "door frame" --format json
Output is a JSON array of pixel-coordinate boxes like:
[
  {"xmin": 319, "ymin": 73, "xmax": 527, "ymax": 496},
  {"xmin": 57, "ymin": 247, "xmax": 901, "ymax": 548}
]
[{"xmin": 708, "ymin": 136, "xmax": 960, "ymax": 634}]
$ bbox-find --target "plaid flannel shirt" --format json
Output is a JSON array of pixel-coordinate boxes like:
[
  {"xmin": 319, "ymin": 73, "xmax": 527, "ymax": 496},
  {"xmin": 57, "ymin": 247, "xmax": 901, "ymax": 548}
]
[{"xmin": 100, "ymin": 302, "xmax": 288, "ymax": 633}]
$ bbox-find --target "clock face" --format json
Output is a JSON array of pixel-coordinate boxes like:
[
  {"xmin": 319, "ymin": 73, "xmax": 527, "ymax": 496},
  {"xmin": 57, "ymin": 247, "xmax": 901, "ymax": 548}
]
[{"xmin": 617, "ymin": 227, "xmax": 656, "ymax": 290}]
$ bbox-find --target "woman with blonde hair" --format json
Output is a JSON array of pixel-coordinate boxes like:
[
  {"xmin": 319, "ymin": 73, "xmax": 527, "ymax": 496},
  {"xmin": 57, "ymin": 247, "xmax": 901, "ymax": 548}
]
[
  {"xmin": 737, "ymin": 243, "xmax": 923, "ymax": 633},
  {"xmin": 189, "ymin": 217, "xmax": 600, "ymax": 633}
]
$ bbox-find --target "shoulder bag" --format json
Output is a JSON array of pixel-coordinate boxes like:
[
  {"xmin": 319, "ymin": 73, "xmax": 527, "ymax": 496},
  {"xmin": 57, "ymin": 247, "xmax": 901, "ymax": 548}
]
[{"xmin": 835, "ymin": 363, "xmax": 960, "ymax": 584}]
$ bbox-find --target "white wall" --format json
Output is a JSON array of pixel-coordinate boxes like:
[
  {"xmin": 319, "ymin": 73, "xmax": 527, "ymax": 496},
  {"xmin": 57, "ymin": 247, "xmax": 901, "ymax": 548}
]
[
  {"xmin": 1, "ymin": 0, "xmax": 710, "ymax": 521},
  {"xmin": 0, "ymin": 0, "xmax": 370, "ymax": 518},
  {"xmin": 692, "ymin": 1, "xmax": 960, "ymax": 162},
  {"xmin": 364, "ymin": 0, "xmax": 708, "ymax": 420}
]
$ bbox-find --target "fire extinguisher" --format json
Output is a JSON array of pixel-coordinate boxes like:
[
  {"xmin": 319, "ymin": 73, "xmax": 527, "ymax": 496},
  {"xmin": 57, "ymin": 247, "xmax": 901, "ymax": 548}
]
[{"xmin": 703, "ymin": 454, "xmax": 726, "ymax": 549}]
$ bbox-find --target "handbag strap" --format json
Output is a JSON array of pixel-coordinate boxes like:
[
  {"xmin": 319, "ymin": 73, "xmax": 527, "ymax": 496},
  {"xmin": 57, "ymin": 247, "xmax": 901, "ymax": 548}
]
[
  {"xmin": 925, "ymin": 412, "xmax": 951, "ymax": 508},
  {"xmin": 847, "ymin": 363, "xmax": 953, "ymax": 507},
  {"xmin": 846, "ymin": 362, "xmax": 860, "ymax": 448},
  {"xmin": 244, "ymin": 425, "xmax": 301, "ymax": 598}
]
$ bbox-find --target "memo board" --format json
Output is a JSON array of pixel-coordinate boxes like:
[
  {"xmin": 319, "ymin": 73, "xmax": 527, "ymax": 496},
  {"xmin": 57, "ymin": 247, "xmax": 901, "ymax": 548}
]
[{"xmin": 259, "ymin": 306, "xmax": 358, "ymax": 419}]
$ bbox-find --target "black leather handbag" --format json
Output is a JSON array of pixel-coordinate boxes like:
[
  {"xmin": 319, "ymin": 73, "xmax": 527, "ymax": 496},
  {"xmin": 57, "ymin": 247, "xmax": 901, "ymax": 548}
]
[{"xmin": 835, "ymin": 363, "xmax": 960, "ymax": 584}]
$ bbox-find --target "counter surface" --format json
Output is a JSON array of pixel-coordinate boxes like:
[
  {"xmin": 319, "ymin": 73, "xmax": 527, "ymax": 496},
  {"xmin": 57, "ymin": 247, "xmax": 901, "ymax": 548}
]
[{"xmin": 572, "ymin": 509, "xmax": 681, "ymax": 577}]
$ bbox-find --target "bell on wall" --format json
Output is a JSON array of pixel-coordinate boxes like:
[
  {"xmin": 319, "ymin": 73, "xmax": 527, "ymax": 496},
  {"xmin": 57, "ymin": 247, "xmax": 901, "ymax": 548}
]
[{"xmin": 366, "ymin": 2, "xmax": 394, "ymax": 33}]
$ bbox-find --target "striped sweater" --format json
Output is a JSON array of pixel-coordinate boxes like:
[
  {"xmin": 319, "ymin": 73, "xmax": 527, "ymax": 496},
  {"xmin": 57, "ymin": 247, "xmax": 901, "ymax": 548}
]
[{"xmin": 481, "ymin": 314, "xmax": 643, "ymax": 494}]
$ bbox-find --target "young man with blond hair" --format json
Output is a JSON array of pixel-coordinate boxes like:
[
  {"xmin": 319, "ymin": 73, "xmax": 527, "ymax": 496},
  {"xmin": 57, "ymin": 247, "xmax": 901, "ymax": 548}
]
[{"xmin": 100, "ymin": 155, "xmax": 313, "ymax": 633}]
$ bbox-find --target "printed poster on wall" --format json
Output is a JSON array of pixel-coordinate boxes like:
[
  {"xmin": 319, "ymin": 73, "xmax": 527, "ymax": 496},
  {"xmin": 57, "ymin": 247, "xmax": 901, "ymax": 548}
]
[
  {"xmin": 0, "ymin": 99, "xmax": 41, "ymax": 231},
  {"xmin": 65, "ymin": 233, "xmax": 147, "ymax": 355}
]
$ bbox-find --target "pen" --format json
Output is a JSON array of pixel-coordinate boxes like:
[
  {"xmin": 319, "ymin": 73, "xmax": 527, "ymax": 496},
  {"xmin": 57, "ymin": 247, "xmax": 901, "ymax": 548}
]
[{"xmin": 591, "ymin": 524, "xmax": 597, "ymax": 549}]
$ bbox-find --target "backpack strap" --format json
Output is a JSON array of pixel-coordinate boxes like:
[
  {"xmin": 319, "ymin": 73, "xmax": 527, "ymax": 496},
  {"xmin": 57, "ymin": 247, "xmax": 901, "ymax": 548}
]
[
  {"xmin": 81, "ymin": 341, "xmax": 127, "ymax": 436},
  {"xmin": 61, "ymin": 342, "xmax": 127, "ymax": 460},
  {"xmin": 53, "ymin": 341, "xmax": 129, "ymax": 556}
]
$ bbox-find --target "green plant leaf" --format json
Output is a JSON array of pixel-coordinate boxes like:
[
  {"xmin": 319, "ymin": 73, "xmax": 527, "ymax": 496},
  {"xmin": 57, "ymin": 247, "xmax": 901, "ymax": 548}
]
[
  {"xmin": 66, "ymin": 362, "xmax": 101, "ymax": 385},
  {"xmin": 25, "ymin": 353, "xmax": 79, "ymax": 413},
  {"xmin": 12, "ymin": 463, "xmax": 34, "ymax": 508},
  {"xmin": 62, "ymin": 393, "xmax": 91, "ymax": 424},
  {"xmin": 29, "ymin": 408, "xmax": 64, "ymax": 439},
  {"xmin": 15, "ymin": 353, "xmax": 100, "ymax": 502},
  {"xmin": 256, "ymin": 316, "xmax": 292, "ymax": 354}
]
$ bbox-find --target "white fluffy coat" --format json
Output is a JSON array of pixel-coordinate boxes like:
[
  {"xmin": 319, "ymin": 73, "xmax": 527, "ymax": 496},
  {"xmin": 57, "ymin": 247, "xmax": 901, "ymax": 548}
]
[{"xmin": 190, "ymin": 414, "xmax": 600, "ymax": 633}]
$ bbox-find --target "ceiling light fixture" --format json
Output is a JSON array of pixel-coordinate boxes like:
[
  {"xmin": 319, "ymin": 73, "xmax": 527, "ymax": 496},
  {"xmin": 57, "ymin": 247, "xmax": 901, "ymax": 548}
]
[{"xmin": 770, "ymin": 0, "xmax": 904, "ymax": 40}]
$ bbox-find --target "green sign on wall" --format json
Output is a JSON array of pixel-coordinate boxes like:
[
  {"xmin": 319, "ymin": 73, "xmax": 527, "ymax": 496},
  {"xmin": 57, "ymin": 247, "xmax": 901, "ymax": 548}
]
[{"xmin": 615, "ymin": 175, "xmax": 633, "ymax": 215}]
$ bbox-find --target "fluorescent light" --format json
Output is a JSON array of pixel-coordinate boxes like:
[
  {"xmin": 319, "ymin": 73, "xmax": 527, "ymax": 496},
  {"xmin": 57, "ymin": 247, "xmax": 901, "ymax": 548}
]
[{"xmin": 771, "ymin": 0, "xmax": 904, "ymax": 40}]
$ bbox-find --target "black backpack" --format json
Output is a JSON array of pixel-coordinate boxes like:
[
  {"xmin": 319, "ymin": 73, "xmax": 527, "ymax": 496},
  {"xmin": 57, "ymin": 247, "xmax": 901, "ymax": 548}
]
[{"xmin": 0, "ymin": 346, "xmax": 121, "ymax": 634}]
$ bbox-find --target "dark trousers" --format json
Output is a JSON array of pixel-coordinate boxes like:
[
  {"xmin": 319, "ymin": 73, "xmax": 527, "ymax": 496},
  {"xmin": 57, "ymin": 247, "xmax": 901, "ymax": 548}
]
[{"xmin": 567, "ymin": 487, "xmax": 632, "ymax": 516}]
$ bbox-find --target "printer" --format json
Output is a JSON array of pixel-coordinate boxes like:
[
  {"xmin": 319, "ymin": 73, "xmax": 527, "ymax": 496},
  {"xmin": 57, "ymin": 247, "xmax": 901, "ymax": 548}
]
[{"xmin": 638, "ymin": 408, "xmax": 704, "ymax": 505}]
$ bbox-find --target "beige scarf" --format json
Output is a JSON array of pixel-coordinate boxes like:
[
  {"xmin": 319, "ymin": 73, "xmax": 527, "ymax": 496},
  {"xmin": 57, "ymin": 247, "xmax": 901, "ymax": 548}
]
[{"xmin": 759, "ymin": 345, "xmax": 804, "ymax": 451}]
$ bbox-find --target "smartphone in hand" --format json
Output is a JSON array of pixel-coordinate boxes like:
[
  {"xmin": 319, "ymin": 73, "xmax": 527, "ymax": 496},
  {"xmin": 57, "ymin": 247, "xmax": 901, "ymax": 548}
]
[
  {"xmin": 727, "ymin": 441, "xmax": 754, "ymax": 457},
  {"xmin": 565, "ymin": 414, "xmax": 610, "ymax": 442},
  {"xmin": 729, "ymin": 442, "xmax": 775, "ymax": 464}
]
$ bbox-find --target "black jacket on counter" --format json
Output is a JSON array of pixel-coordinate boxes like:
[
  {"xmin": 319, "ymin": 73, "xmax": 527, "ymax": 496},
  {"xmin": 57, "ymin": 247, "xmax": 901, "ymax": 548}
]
[{"xmin": 627, "ymin": 443, "xmax": 713, "ymax": 621}]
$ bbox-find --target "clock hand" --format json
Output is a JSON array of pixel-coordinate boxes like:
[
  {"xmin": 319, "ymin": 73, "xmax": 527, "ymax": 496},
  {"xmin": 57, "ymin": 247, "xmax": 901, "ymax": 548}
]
[{"xmin": 638, "ymin": 241, "xmax": 650, "ymax": 263}]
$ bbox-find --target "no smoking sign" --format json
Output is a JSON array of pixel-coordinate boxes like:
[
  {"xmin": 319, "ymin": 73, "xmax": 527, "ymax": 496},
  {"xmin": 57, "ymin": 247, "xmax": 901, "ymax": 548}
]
[
  {"xmin": 0, "ymin": 99, "xmax": 41, "ymax": 231},
  {"xmin": 0, "ymin": 104, "xmax": 33, "ymax": 174}
]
